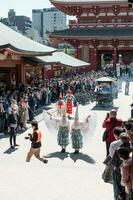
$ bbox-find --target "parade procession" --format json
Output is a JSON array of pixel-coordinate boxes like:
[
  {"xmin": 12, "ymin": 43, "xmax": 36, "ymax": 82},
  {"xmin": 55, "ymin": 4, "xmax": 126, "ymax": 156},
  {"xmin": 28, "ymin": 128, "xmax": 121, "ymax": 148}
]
[
  {"xmin": 0, "ymin": 1, "xmax": 133, "ymax": 200},
  {"xmin": 44, "ymin": 89, "xmax": 96, "ymax": 154}
]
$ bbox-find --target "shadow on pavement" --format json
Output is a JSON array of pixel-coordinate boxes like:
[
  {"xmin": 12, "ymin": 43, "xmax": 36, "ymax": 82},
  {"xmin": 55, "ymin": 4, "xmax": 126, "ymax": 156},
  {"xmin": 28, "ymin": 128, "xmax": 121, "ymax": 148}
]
[
  {"xmin": 4, "ymin": 147, "xmax": 18, "ymax": 154},
  {"xmin": 70, "ymin": 152, "xmax": 96, "ymax": 164},
  {"xmin": 45, "ymin": 151, "xmax": 96, "ymax": 164},
  {"xmin": 0, "ymin": 133, "xmax": 9, "ymax": 139},
  {"xmin": 45, "ymin": 151, "xmax": 69, "ymax": 161}
]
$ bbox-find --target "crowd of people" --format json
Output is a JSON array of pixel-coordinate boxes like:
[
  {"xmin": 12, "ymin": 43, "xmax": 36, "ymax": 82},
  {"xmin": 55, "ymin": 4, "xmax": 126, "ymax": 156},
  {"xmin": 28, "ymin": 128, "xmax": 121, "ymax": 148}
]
[
  {"xmin": 0, "ymin": 70, "xmax": 114, "ymax": 134},
  {"xmin": 102, "ymin": 109, "xmax": 133, "ymax": 200},
  {"xmin": 0, "ymin": 68, "xmax": 133, "ymax": 199}
]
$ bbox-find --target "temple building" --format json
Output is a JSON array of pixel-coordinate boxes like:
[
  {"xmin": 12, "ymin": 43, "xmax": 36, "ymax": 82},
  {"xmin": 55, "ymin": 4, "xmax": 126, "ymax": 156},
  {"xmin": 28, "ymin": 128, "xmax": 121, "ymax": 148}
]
[
  {"xmin": 50, "ymin": 0, "xmax": 133, "ymax": 70},
  {"xmin": 0, "ymin": 22, "xmax": 89, "ymax": 89},
  {"xmin": 0, "ymin": 22, "xmax": 55, "ymax": 89}
]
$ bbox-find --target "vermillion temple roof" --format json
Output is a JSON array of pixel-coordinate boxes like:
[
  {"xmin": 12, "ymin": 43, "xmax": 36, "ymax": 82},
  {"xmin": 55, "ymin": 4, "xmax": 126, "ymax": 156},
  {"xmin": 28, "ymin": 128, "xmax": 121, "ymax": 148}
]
[{"xmin": 50, "ymin": 0, "xmax": 127, "ymax": 4}]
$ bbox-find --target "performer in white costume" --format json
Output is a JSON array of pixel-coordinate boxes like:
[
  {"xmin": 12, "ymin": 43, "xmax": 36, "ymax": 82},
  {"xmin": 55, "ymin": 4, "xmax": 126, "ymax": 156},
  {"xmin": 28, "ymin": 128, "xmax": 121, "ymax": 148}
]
[
  {"xmin": 43, "ymin": 105, "xmax": 96, "ymax": 154},
  {"xmin": 71, "ymin": 105, "xmax": 92, "ymax": 154},
  {"xmin": 56, "ymin": 92, "xmax": 64, "ymax": 117},
  {"xmin": 57, "ymin": 107, "xmax": 70, "ymax": 152},
  {"xmin": 44, "ymin": 106, "xmax": 70, "ymax": 153}
]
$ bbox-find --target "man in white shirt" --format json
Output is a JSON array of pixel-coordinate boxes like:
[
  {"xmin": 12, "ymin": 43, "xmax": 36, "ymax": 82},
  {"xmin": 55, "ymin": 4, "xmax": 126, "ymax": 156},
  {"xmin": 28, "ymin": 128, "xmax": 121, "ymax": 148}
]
[
  {"xmin": 102, "ymin": 127, "xmax": 125, "ymax": 184},
  {"xmin": 109, "ymin": 127, "xmax": 124, "ymax": 158},
  {"xmin": 110, "ymin": 131, "xmax": 131, "ymax": 200}
]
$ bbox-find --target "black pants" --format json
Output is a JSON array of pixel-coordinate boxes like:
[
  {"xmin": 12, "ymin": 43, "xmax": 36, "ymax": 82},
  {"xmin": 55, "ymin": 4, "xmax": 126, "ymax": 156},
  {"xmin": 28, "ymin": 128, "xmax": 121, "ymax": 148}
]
[
  {"xmin": 106, "ymin": 141, "xmax": 110, "ymax": 157},
  {"xmin": 0, "ymin": 113, "xmax": 5, "ymax": 132},
  {"xmin": 9, "ymin": 127, "xmax": 16, "ymax": 146},
  {"xmin": 28, "ymin": 108, "xmax": 34, "ymax": 121},
  {"xmin": 113, "ymin": 169, "xmax": 126, "ymax": 200}
]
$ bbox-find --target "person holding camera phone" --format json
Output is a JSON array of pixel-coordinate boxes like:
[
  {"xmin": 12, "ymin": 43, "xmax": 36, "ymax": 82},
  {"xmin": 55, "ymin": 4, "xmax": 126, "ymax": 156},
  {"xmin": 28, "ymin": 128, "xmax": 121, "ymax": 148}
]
[
  {"xmin": 102, "ymin": 109, "xmax": 123, "ymax": 157},
  {"xmin": 25, "ymin": 121, "xmax": 48, "ymax": 164}
]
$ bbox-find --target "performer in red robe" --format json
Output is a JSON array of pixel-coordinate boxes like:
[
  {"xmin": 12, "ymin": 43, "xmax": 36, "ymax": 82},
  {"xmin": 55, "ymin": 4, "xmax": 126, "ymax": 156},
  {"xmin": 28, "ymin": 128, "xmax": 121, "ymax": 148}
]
[{"xmin": 65, "ymin": 89, "xmax": 75, "ymax": 119}]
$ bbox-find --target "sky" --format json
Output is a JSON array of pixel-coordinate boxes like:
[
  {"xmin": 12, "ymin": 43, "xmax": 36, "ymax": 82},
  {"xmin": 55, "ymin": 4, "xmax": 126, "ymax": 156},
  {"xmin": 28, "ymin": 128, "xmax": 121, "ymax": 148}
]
[{"xmin": 1, "ymin": 0, "xmax": 52, "ymax": 19}]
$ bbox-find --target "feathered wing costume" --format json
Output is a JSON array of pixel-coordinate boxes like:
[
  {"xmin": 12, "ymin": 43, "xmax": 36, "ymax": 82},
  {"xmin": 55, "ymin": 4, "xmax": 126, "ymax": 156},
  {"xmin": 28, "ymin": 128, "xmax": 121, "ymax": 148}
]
[
  {"xmin": 81, "ymin": 111, "xmax": 97, "ymax": 143},
  {"xmin": 43, "ymin": 106, "xmax": 70, "ymax": 152},
  {"xmin": 43, "ymin": 110, "xmax": 59, "ymax": 131},
  {"xmin": 71, "ymin": 105, "xmax": 96, "ymax": 153},
  {"xmin": 43, "ymin": 105, "xmax": 96, "ymax": 153}
]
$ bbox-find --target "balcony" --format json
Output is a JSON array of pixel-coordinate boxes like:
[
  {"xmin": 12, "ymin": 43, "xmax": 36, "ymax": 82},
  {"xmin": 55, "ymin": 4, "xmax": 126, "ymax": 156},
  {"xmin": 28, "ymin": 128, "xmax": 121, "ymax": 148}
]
[{"xmin": 69, "ymin": 22, "xmax": 133, "ymax": 29}]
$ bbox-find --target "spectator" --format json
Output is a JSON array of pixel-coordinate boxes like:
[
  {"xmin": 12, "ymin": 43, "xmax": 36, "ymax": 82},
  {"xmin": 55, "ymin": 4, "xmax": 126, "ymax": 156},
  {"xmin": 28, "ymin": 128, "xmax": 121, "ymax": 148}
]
[
  {"xmin": 102, "ymin": 110, "xmax": 123, "ymax": 156},
  {"xmin": 111, "ymin": 133, "xmax": 131, "ymax": 200},
  {"xmin": 28, "ymin": 92, "xmax": 35, "ymax": 122},
  {"xmin": 8, "ymin": 107, "xmax": 19, "ymax": 149},
  {"xmin": 117, "ymin": 147, "xmax": 132, "ymax": 199}
]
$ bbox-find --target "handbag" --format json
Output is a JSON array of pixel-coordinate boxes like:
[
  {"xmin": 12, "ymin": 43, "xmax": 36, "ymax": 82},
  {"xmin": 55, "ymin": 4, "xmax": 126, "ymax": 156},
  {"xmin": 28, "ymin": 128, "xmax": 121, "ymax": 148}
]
[
  {"xmin": 102, "ymin": 130, "xmax": 108, "ymax": 142},
  {"xmin": 102, "ymin": 120, "xmax": 117, "ymax": 142}
]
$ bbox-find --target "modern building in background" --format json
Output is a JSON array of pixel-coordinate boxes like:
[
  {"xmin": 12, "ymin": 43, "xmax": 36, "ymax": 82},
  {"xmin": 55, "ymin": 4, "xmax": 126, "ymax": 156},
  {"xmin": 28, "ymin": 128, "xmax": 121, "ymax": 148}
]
[
  {"xmin": 32, "ymin": 7, "xmax": 66, "ymax": 43},
  {"xmin": 0, "ymin": 9, "xmax": 32, "ymax": 35},
  {"xmin": 32, "ymin": 9, "xmax": 43, "ymax": 38},
  {"xmin": 15, "ymin": 15, "xmax": 32, "ymax": 35}
]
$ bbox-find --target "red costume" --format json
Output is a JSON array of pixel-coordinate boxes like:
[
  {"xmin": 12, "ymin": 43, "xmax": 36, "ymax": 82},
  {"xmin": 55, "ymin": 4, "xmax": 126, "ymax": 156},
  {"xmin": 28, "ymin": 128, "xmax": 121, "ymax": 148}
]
[
  {"xmin": 102, "ymin": 117, "xmax": 123, "ymax": 143},
  {"xmin": 66, "ymin": 98, "xmax": 73, "ymax": 115},
  {"xmin": 57, "ymin": 92, "xmax": 64, "ymax": 117},
  {"xmin": 58, "ymin": 99, "xmax": 64, "ymax": 110},
  {"xmin": 65, "ymin": 89, "xmax": 74, "ymax": 116}
]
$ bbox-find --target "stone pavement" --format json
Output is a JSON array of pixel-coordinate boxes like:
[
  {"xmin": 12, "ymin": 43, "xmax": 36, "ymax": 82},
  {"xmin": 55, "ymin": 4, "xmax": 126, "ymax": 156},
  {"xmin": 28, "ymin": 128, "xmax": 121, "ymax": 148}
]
[{"xmin": 0, "ymin": 81, "xmax": 132, "ymax": 200}]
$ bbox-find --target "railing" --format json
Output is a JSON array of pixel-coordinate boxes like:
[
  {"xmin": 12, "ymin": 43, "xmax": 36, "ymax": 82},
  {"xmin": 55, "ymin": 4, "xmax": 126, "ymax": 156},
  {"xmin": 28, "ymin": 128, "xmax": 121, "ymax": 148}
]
[{"xmin": 69, "ymin": 22, "xmax": 133, "ymax": 28}]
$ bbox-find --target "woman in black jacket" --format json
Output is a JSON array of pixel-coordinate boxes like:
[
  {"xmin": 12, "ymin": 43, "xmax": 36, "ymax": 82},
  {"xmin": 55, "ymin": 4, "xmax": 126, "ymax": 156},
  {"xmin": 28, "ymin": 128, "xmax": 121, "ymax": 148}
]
[{"xmin": 8, "ymin": 108, "xmax": 19, "ymax": 149}]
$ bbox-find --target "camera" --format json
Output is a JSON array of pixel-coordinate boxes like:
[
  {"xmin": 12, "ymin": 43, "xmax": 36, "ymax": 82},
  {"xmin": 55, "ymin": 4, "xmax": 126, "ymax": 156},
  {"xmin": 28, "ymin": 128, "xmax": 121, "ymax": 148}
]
[{"xmin": 25, "ymin": 136, "xmax": 29, "ymax": 140}]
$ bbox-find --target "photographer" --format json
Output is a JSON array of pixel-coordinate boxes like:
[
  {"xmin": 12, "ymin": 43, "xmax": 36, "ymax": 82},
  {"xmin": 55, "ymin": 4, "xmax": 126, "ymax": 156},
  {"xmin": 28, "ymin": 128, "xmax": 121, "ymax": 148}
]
[
  {"xmin": 25, "ymin": 121, "xmax": 48, "ymax": 164},
  {"xmin": 102, "ymin": 110, "xmax": 123, "ymax": 156}
]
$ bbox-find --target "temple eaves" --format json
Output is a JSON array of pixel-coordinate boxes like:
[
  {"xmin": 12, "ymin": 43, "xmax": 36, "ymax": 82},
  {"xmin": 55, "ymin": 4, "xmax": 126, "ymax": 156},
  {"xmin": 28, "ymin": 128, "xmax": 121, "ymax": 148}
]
[{"xmin": 0, "ymin": 22, "xmax": 56, "ymax": 56}]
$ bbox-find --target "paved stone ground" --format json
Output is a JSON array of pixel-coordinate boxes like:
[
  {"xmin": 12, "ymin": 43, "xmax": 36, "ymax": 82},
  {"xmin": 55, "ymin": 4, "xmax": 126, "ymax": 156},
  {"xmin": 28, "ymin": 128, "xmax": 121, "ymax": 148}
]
[{"xmin": 0, "ymin": 80, "xmax": 132, "ymax": 200}]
